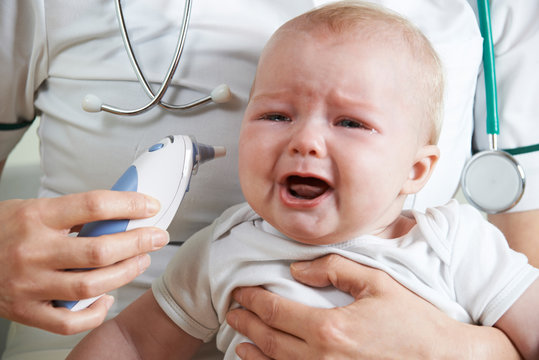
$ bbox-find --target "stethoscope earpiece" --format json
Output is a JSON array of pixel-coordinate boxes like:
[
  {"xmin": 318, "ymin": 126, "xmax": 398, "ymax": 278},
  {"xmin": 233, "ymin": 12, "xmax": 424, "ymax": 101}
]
[
  {"xmin": 82, "ymin": 94, "xmax": 103, "ymax": 113},
  {"xmin": 210, "ymin": 84, "xmax": 232, "ymax": 104}
]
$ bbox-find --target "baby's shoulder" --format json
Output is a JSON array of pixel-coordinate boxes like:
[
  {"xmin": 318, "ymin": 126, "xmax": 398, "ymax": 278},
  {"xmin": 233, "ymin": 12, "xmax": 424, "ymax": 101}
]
[{"xmin": 212, "ymin": 202, "xmax": 260, "ymax": 238}]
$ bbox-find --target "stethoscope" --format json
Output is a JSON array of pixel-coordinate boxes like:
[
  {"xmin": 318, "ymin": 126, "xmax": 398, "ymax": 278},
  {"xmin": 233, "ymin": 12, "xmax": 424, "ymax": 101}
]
[
  {"xmin": 81, "ymin": 0, "xmax": 232, "ymax": 115},
  {"xmin": 460, "ymin": 0, "xmax": 539, "ymax": 214}
]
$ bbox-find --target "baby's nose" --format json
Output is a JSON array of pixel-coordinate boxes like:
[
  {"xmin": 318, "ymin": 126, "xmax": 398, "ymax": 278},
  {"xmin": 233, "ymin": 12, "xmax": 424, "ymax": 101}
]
[{"xmin": 288, "ymin": 122, "xmax": 327, "ymax": 157}]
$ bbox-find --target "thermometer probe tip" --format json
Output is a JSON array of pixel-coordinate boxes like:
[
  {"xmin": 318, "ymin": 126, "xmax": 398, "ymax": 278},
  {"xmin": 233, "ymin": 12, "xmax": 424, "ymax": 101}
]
[{"xmin": 213, "ymin": 146, "xmax": 226, "ymax": 158}]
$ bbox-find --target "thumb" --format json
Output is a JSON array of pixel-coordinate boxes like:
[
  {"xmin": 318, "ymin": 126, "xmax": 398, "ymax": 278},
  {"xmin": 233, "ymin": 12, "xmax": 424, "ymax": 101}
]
[{"xmin": 291, "ymin": 254, "xmax": 383, "ymax": 300}]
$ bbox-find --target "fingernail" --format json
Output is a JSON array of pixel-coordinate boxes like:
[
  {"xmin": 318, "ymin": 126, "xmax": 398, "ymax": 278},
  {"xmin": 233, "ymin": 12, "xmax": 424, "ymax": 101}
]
[
  {"xmin": 152, "ymin": 230, "xmax": 170, "ymax": 249},
  {"xmin": 232, "ymin": 288, "xmax": 242, "ymax": 303},
  {"xmin": 138, "ymin": 254, "xmax": 151, "ymax": 273},
  {"xmin": 146, "ymin": 196, "xmax": 161, "ymax": 214},
  {"xmin": 291, "ymin": 261, "xmax": 311, "ymax": 272},
  {"xmin": 236, "ymin": 344, "xmax": 247, "ymax": 358},
  {"xmin": 104, "ymin": 295, "xmax": 115, "ymax": 310},
  {"xmin": 226, "ymin": 311, "xmax": 238, "ymax": 328}
]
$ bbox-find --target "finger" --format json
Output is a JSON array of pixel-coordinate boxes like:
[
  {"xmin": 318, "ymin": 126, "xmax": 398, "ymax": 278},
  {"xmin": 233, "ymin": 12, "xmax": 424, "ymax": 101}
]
[
  {"xmin": 39, "ymin": 254, "xmax": 151, "ymax": 300},
  {"xmin": 231, "ymin": 287, "xmax": 320, "ymax": 342},
  {"xmin": 235, "ymin": 342, "xmax": 272, "ymax": 360},
  {"xmin": 290, "ymin": 254, "xmax": 388, "ymax": 299},
  {"xmin": 16, "ymin": 295, "xmax": 114, "ymax": 335},
  {"xmin": 53, "ymin": 227, "xmax": 169, "ymax": 269},
  {"xmin": 52, "ymin": 294, "xmax": 115, "ymax": 335},
  {"xmin": 40, "ymin": 190, "xmax": 161, "ymax": 230},
  {"xmin": 227, "ymin": 307, "xmax": 307, "ymax": 360}
]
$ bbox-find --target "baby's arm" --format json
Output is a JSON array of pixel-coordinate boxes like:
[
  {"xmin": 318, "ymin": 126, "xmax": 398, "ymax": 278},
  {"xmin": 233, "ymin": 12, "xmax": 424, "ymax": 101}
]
[
  {"xmin": 68, "ymin": 290, "xmax": 202, "ymax": 359},
  {"xmin": 494, "ymin": 278, "xmax": 539, "ymax": 360}
]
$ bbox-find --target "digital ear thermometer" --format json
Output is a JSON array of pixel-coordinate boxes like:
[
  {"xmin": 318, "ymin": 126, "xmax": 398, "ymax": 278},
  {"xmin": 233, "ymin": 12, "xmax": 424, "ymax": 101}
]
[{"xmin": 53, "ymin": 135, "xmax": 225, "ymax": 311}]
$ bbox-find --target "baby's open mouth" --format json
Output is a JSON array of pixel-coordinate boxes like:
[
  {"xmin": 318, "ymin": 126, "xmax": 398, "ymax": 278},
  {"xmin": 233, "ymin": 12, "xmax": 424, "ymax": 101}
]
[{"xmin": 286, "ymin": 175, "xmax": 330, "ymax": 200}]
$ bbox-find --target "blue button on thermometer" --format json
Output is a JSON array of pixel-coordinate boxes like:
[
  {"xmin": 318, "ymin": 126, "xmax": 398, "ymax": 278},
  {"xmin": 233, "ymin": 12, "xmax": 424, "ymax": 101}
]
[{"xmin": 54, "ymin": 135, "xmax": 225, "ymax": 311}]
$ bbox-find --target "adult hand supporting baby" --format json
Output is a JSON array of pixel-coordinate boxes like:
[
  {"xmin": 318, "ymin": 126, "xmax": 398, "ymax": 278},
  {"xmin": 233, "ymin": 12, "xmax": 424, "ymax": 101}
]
[
  {"xmin": 489, "ymin": 210, "xmax": 539, "ymax": 268},
  {"xmin": 0, "ymin": 190, "xmax": 168, "ymax": 335},
  {"xmin": 227, "ymin": 254, "xmax": 520, "ymax": 360}
]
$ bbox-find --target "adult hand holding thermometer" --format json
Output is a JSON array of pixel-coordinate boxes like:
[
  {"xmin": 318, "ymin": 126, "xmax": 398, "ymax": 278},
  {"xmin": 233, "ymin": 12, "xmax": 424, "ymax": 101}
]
[{"xmin": 54, "ymin": 135, "xmax": 225, "ymax": 311}]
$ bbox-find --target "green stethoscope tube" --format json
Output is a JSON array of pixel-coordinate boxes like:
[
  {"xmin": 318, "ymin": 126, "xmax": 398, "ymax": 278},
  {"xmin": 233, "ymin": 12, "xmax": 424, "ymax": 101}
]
[
  {"xmin": 477, "ymin": 0, "xmax": 499, "ymax": 138},
  {"xmin": 476, "ymin": 0, "xmax": 539, "ymax": 155}
]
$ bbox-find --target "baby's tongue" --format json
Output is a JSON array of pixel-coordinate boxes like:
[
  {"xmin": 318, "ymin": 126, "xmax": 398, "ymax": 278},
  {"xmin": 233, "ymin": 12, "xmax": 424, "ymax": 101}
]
[{"xmin": 288, "ymin": 176, "xmax": 329, "ymax": 199}]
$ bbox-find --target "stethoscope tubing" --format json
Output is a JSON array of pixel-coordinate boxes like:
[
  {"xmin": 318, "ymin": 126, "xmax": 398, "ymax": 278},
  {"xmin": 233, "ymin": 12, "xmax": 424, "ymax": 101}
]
[
  {"xmin": 477, "ymin": 0, "xmax": 499, "ymax": 139},
  {"xmin": 81, "ymin": 0, "xmax": 231, "ymax": 116},
  {"xmin": 102, "ymin": 0, "xmax": 198, "ymax": 115},
  {"xmin": 474, "ymin": 0, "xmax": 538, "ymax": 156}
]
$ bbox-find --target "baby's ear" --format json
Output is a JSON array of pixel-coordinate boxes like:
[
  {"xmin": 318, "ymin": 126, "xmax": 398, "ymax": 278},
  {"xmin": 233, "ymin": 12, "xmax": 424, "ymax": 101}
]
[{"xmin": 400, "ymin": 145, "xmax": 440, "ymax": 195}]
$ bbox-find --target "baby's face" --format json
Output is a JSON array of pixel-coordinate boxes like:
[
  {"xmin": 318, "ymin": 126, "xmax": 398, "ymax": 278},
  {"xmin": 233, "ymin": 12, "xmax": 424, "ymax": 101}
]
[{"xmin": 239, "ymin": 29, "xmax": 437, "ymax": 245}]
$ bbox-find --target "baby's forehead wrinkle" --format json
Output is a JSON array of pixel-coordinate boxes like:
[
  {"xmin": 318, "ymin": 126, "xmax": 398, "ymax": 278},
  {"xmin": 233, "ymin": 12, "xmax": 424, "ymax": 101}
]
[
  {"xmin": 329, "ymin": 87, "xmax": 379, "ymax": 111},
  {"xmin": 251, "ymin": 83, "xmax": 317, "ymax": 101},
  {"xmin": 249, "ymin": 85, "xmax": 384, "ymax": 120},
  {"xmin": 249, "ymin": 90, "xmax": 292, "ymax": 103}
]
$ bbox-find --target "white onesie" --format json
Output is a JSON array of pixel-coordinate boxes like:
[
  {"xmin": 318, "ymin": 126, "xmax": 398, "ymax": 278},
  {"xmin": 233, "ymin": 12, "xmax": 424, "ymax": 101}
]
[{"xmin": 153, "ymin": 200, "xmax": 539, "ymax": 359}]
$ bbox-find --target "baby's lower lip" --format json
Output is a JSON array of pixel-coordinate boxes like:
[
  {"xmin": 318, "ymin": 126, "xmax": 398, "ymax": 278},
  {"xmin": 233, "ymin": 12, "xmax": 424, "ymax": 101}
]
[{"xmin": 279, "ymin": 184, "xmax": 332, "ymax": 208}]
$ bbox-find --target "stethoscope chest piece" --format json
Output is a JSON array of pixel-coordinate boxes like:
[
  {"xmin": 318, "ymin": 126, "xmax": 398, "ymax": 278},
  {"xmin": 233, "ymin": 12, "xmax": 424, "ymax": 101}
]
[{"xmin": 460, "ymin": 150, "xmax": 525, "ymax": 214}]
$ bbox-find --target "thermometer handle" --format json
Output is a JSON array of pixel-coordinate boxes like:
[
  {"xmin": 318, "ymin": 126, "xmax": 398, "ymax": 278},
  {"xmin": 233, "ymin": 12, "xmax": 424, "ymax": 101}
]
[{"xmin": 53, "ymin": 135, "xmax": 225, "ymax": 311}]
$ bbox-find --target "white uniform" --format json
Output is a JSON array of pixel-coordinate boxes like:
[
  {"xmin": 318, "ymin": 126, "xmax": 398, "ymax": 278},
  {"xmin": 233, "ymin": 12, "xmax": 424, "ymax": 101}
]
[
  {"xmin": 1, "ymin": 0, "xmax": 538, "ymax": 359},
  {"xmin": 153, "ymin": 201, "xmax": 539, "ymax": 359}
]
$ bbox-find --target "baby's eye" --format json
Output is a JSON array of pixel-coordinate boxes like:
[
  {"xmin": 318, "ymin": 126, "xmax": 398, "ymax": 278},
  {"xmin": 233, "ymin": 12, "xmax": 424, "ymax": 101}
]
[
  {"xmin": 336, "ymin": 118, "xmax": 373, "ymax": 131},
  {"xmin": 258, "ymin": 113, "xmax": 291, "ymax": 122}
]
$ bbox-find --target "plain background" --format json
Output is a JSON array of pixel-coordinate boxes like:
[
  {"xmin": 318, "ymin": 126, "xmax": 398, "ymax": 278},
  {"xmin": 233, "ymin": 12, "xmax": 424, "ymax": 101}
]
[{"xmin": 0, "ymin": 119, "xmax": 41, "ymax": 201}]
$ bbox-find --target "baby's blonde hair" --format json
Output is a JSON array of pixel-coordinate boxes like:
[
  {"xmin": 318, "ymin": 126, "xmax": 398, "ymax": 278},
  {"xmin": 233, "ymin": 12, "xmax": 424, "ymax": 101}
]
[{"xmin": 276, "ymin": 1, "xmax": 444, "ymax": 144}]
